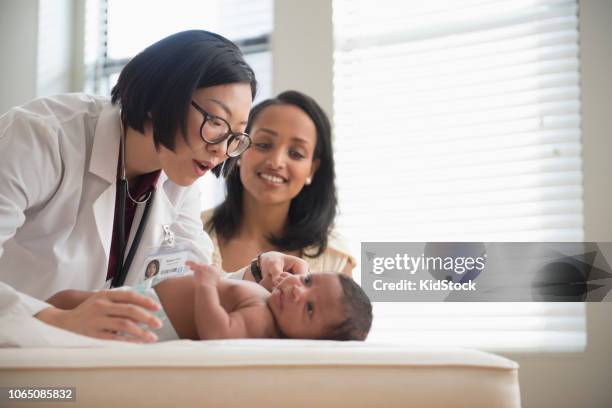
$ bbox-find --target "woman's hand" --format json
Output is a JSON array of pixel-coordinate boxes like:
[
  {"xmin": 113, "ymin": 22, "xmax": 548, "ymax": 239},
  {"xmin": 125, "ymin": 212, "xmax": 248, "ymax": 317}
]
[
  {"xmin": 187, "ymin": 261, "xmax": 221, "ymax": 288},
  {"xmin": 256, "ymin": 252, "xmax": 308, "ymax": 292},
  {"xmin": 46, "ymin": 289, "xmax": 93, "ymax": 310},
  {"xmin": 35, "ymin": 290, "xmax": 163, "ymax": 343}
]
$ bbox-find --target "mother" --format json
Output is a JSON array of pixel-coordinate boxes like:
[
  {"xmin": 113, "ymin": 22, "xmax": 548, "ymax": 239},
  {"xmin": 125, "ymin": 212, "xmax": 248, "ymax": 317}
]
[
  {"xmin": 203, "ymin": 91, "xmax": 355, "ymax": 278},
  {"xmin": 0, "ymin": 30, "xmax": 305, "ymax": 342}
]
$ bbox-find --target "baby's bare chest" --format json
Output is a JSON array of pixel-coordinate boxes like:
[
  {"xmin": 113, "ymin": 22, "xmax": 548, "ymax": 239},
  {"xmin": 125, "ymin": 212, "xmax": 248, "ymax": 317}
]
[{"xmin": 219, "ymin": 280, "xmax": 268, "ymax": 312}]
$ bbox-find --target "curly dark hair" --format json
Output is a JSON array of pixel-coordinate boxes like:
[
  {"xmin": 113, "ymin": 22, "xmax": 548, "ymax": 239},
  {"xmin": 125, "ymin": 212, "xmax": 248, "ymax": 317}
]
[
  {"xmin": 208, "ymin": 90, "xmax": 337, "ymax": 257},
  {"xmin": 323, "ymin": 274, "xmax": 373, "ymax": 341}
]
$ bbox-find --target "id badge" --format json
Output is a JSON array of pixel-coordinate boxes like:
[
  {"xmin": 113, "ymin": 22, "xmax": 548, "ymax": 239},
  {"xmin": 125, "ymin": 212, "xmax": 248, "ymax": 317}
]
[
  {"xmin": 142, "ymin": 244, "xmax": 191, "ymax": 284},
  {"xmin": 141, "ymin": 224, "xmax": 191, "ymax": 286}
]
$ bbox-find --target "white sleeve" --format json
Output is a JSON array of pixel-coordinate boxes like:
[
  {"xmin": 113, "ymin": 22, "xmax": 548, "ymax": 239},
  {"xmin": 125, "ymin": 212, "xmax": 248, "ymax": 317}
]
[
  {"xmin": 0, "ymin": 109, "xmax": 62, "ymax": 316},
  {"xmin": 171, "ymin": 182, "xmax": 214, "ymax": 265},
  {"xmin": 224, "ymin": 268, "xmax": 247, "ymax": 280},
  {"xmin": 0, "ymin": 281, "xmax": 49, "ymax": 317}
]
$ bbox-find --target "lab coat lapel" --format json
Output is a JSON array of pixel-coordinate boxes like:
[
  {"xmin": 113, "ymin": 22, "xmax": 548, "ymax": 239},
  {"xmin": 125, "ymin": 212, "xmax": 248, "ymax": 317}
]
[
  {"xmin": 123, "ymin": 172, "xmax": 178, "ymax": 286},
  {"xmin": 89, "ymin": 103, "xmax": 121, "ymax": 259}
]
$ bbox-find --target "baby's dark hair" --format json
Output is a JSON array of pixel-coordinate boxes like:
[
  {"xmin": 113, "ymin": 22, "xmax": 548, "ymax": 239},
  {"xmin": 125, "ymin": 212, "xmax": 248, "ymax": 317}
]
[{"xmin": 323, "ymin": 274, "xmax": 373, "ymax": 341}]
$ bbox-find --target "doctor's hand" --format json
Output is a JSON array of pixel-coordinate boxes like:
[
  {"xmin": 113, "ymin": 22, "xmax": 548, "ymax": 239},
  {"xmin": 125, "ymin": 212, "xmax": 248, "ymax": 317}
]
[
  {"xmin": 254, "ymin": 252, "xmax": 308, "ymax": 292},
  {"xmin": 47, "ymin": 289, "xmax": 96, "ymax": 310},
  {"xmin": 35, "ymin": 290, "xmax": 163, "ymax": 343}
]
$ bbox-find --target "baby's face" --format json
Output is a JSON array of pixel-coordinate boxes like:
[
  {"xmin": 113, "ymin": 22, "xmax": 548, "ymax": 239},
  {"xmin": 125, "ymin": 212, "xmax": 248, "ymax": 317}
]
[{"xmin": 267, "ymin": 273, "xmax": 345, "ymax": 339}]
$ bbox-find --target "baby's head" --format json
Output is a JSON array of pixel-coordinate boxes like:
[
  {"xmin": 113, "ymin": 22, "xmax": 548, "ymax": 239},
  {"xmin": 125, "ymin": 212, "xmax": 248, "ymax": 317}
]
[{"xmin": 267, "ymin": 272, "xmax": 372, "ymax": 341}]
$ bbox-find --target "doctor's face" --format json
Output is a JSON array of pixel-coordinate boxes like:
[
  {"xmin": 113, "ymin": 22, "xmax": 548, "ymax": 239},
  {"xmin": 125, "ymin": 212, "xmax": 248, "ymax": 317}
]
[{"xmin": 157, "ymin": 83, "xmax": 252, "ymax": 186}]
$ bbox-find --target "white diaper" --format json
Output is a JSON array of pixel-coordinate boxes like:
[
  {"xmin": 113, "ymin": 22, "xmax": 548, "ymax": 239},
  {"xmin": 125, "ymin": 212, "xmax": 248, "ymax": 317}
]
[{"xmin": 115, "ymin": 282, "xmax": 180, "ymax": 342}]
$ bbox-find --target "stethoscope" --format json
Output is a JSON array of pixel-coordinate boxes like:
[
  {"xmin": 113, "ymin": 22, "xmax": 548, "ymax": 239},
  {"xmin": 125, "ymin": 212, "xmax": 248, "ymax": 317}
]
[{"xmin": 110, "ymin": 113, "xmax": 156, "ymax": 288}]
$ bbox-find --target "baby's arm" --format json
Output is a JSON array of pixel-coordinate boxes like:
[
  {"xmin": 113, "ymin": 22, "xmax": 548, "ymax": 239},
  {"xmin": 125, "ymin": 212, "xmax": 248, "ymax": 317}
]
[{"xmin": 188, "ymin": 261, "xmax": 263, "ymax": 339}]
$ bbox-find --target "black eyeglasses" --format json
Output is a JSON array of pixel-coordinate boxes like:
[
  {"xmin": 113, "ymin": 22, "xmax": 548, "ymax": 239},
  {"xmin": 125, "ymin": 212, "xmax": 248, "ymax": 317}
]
[{"xmin": 190, "ymin": 100, "xmax": 251, "ymax": 157}]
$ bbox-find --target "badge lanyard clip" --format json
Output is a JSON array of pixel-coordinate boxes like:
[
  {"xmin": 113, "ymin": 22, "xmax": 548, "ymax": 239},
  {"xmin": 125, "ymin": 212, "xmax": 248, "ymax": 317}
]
[{"xmin": 162, "ymin": 224, "xmax": 175, "ymax": 247}]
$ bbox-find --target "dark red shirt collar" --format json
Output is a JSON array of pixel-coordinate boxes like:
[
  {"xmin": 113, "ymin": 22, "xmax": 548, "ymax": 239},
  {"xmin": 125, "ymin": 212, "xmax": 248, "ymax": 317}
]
[
  {"xmin": 106, "ymin": 170, "xmax": 161, "ymax": 281},
  {"xmin": 130, "ymin": 170, "xmax": 161, "ymax": 201}
]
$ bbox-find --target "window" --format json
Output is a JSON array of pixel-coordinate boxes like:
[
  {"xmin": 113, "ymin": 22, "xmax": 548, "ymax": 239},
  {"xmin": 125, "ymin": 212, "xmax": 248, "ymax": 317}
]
[
  {"xmin": 333, "ymin": 0, "xmax": 585, "ymax": 351},
  {"xmin": 84, "ymin": 0, "xmax": 272, "ymax": 101},
  {"xmin": 83, "ymin": 0, "xmax": 273, "ymax": 209}
]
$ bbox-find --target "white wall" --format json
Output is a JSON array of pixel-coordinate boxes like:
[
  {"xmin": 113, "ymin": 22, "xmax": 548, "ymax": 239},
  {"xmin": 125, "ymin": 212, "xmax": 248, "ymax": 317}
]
[
  {"xmin": 582, "ymin": 0, "xmax": 612, "ymax": 243},
  {"xmin": 36, "ymin": 0, "xmax": 74, "ymax": 97},
  {"xmin": 272, "ymin": 0, "xmax": 334, "ymax": 117},
  {"xmin": 505, "ymin": 304, "xmax": 612, "ymax": 407},
  {"xmin": 0, "ymin": 0, "xmax": 39, "ymax": 113},
  {"xmin": 0, "ymin": 0, "xmax": 76, "ymax": 113}
]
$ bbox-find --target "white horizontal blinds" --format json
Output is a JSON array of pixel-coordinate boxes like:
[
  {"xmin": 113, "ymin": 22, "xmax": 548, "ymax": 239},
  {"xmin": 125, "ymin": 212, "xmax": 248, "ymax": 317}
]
[
  {"xmin": 333, "ymin": 0, "xmax": 583, "ymax": 242},
  {"xmin": 106, "ymin": 0, "xmax": 221, "ymax": 60},
  {"xmin": 242, "ymin": 51, "xmax": 273, "ymax": 103},
  {"xmin": 217, "ymin": 0, "xmax": 273, "ymax": 102},
  {"xmin": 371, "ymin": 302, "xmax": 585, "ymax": 352},
  {"xmin": 218, "ymin": 0, "xmax": 273, "ymax": 41},
  {"xmin": 85, "ymin": 0, "xmax": 273, "ymax": 99},
  {"xmin": 332, "ymin": 0, "xmax": 585, "ymax": 351}
]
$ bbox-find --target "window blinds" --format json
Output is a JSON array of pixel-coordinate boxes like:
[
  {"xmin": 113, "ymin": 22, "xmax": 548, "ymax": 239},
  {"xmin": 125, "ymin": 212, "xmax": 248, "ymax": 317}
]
[
  {"xmin": 84, "ymin": 0, "xmax": 273, "ymax": 100},
  {"xmin": 332, "ymin": 0, "xmax": 585, "ymax": 351}
]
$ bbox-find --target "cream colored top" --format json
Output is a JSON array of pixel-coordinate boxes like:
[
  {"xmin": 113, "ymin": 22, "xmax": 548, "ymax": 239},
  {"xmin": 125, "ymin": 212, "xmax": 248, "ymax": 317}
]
[{"xmin": 201, "ymin": 209, "xmax": 356, "ymax": 277}]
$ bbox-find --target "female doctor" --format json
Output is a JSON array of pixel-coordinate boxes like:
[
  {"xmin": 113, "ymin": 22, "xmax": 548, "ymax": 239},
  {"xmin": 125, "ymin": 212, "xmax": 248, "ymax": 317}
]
[{"xmin": 0, "ymin": 30, "xmax": 307, "ymax": 343}]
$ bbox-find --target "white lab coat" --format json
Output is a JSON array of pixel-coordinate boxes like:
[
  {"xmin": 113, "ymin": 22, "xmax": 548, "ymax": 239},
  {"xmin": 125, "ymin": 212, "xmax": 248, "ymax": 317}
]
[{"xmin": 0, "ymin": 93, "xmax": 213, "ymax": 317}]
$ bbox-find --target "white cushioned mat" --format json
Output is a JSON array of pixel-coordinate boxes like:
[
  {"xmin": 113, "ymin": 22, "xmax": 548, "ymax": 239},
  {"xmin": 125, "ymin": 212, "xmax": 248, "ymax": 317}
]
[{"xmin": 0, "ymin": 339, "xmax": 521, "ymax": 408}]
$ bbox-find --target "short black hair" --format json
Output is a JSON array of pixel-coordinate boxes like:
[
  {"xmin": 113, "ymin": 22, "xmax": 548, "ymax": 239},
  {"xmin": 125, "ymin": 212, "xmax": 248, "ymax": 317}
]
[
  {"xmin": 208, "ymin": 90, "xmax": 337, "ymax": 257},
  {"xmin": 145, "ymin": 259, "xmax": 160, "ymax": 278},
  {"xmin": 323, "ymin": 274, "xmax": 373, "ymax": 341},
  {"xmin": 111, "ymin": 30, "xmax": 257, "ymax": 151}
]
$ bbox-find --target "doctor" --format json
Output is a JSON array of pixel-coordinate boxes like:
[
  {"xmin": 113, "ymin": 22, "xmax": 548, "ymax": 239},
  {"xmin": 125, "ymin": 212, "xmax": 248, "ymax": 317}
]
[{"xmin": 0, "ymin": 30, "xmax": 307, "ymax": 343}]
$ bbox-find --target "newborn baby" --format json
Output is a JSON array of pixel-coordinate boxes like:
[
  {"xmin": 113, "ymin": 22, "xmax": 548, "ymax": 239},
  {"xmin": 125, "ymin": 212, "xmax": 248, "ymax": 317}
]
[{"xmin": 47, "ymin": 262, "xmax": 372, "ymax": 342}]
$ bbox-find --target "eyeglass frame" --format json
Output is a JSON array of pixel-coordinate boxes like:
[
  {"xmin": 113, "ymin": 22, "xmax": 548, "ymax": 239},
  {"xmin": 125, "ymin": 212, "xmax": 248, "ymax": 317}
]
[{"xmin": 190, "ymin": 100, "xmax": 251, "ymax": 157}]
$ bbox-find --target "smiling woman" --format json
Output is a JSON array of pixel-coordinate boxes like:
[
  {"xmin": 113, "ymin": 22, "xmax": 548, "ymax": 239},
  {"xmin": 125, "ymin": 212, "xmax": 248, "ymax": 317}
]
[{"xmin": 204, "ymin": 90, "xmax": 356, "ymax": 277}]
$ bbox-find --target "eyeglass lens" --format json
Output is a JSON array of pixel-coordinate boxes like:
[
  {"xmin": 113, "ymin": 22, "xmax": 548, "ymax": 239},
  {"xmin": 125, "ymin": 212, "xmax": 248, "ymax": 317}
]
[
  {"xmin": 203, "ymin": 117, "xmax": 230, "ymax": 144},
  {"xmin": 226, "ymin": 135, "xmax": 250, "ymax": 157}
]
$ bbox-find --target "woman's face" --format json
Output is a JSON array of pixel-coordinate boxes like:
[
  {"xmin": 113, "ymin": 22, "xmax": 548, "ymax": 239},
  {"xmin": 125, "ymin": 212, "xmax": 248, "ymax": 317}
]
[
  {"xmin": 157, "ymin": 83, "xmax": 252, "ymax": 186},
  {"xmin": 146, "ymin": 262, "xmax": 158, "ymax": 278},
  {"xmin": 239, "ymin": 104, "xmax": 320, "ymax": 206}
]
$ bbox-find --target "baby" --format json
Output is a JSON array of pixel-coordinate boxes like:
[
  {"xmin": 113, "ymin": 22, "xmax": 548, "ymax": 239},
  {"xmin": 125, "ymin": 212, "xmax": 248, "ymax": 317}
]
[{"xmin": 47, "ymin": 262, "xmax": 373, "ymax": 342}]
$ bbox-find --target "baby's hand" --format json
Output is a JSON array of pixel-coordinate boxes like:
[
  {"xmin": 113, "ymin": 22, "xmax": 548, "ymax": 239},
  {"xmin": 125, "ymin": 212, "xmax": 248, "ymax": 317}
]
[
  {"xmin": 187, "ymin": 261, "xmax": 221, "ymax": 288},
  {"xmin": 260, "ymin": 271, "xmax": 292, "ymax": 292},
  {"xmin": 272, "ymin": 271, "xmax": 291, "ymax": 289}
]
